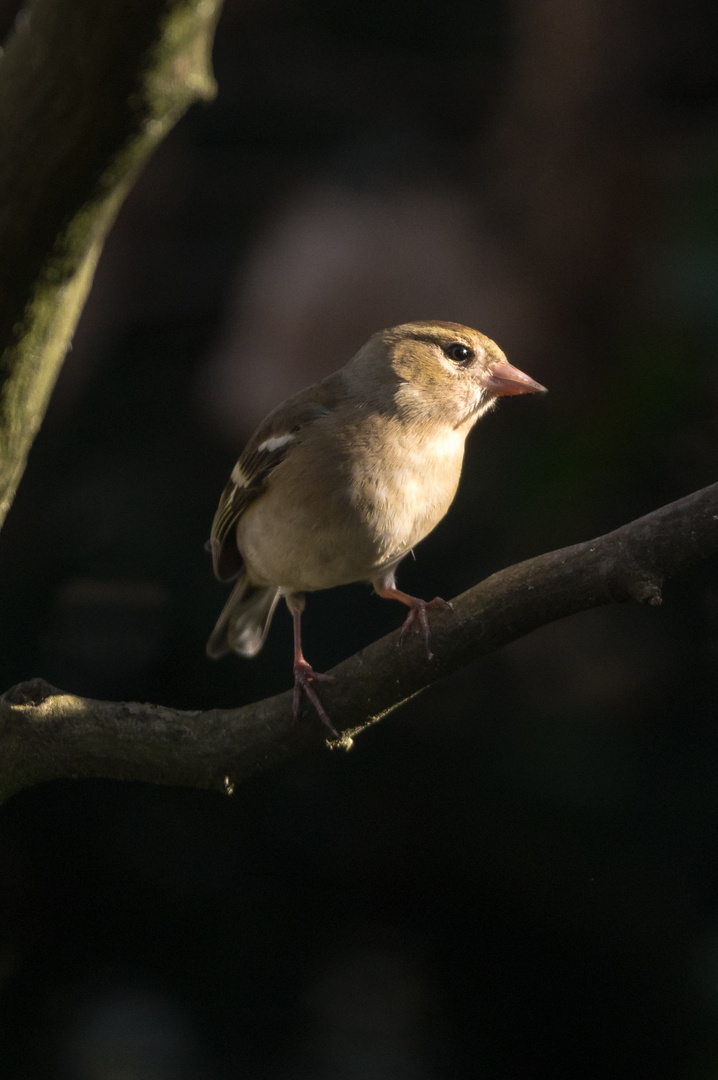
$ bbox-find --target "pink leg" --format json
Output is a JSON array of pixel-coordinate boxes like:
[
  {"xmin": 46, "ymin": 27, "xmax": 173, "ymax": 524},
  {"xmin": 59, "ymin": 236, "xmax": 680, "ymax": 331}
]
[
  {"xmin": 373, "ymin": 578, "xmax": 453, "ymax": 661},
  {"xmin": 288, "ymin": 595, "xmax": 338, "ymax": 737}
]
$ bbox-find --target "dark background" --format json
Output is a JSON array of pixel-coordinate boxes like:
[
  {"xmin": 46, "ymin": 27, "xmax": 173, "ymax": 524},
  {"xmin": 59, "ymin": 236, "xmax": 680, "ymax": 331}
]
[{"xmin": 1, "ymin": 0, "xmax": 718, "ymax": 1075}]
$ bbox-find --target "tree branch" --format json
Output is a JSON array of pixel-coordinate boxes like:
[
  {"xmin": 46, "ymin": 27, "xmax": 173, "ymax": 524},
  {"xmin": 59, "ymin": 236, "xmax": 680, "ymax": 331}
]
[
  {"xmin": 1, "ymin": 482, "xmax": 715, "ymax": 805},
  {"xmin": 0, "ymin": 0, "xmax": 224, "ymax": 528}
]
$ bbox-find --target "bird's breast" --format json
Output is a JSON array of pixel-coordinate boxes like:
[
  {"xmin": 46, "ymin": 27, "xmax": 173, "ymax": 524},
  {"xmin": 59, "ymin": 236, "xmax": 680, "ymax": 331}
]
[
  {"xmin": 350, "ymin": 426, "xmax": 465, "ymax": 563},
  {"xmin": 236, "ymin": 420, "xmax": 466, "ymax": 592}
]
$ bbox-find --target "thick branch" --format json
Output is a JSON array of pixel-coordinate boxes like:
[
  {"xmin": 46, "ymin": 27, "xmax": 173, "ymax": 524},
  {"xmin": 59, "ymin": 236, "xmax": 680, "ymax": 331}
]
[
  {"xmin": 0, "ymin": 0, "xmax": 224, "ymax": 526},
  {"xmin": 1, "ymin": 483, "xmax": 716, "ymax": 804}
]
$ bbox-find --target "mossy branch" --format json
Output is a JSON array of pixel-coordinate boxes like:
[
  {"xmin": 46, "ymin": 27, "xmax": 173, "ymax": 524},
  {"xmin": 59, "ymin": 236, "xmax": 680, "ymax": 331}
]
[
  {"xmin": 1, "ymin": 483, "xmax": 715, "ymax": 805},
  {"xmin": 0, "ymin": 0, "xmax": 224, "ymax": 525}
]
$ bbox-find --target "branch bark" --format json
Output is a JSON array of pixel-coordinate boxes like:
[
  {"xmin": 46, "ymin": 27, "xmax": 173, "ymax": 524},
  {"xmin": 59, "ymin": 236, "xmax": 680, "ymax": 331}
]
[
  {"xmin": 0, "ymin": 0, "xmax": 224, "ymax": 527},
  {"xmin": 1, "ymin": 482, "xmax": 715, "ymax": 805}
]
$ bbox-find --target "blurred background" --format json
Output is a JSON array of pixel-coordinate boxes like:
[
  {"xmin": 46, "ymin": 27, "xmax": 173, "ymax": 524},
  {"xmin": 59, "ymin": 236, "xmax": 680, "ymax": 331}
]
[{"xmin": 1, "ymin": 0, "xmax": 718, "ymax": 1075}]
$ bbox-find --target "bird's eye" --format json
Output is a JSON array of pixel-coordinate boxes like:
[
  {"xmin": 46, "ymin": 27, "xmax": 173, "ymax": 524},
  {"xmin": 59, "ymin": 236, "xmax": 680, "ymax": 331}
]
[{"xmin": 445, "ymin": 342, "xmax": 474, "ymax": 364}]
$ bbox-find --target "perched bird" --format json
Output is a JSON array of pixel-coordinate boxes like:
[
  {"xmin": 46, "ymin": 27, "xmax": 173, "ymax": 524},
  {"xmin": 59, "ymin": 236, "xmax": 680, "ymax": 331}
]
[{"xmin": 207, "ymin": 321, "xmax": 546, "ymax": 735}]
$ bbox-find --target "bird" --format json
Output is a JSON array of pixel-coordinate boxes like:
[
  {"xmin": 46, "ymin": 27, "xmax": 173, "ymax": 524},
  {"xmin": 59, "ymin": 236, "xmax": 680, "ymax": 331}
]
[{"xmin": 207, "ymin": 320, "xmax": 546, "ymax": 736}]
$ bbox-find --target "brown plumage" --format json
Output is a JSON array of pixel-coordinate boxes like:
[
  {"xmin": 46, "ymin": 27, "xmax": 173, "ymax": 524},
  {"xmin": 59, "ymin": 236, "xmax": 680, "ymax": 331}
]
[{"xmin": 207, "ymin": 321, "xmax": 546, "ymax": 735}]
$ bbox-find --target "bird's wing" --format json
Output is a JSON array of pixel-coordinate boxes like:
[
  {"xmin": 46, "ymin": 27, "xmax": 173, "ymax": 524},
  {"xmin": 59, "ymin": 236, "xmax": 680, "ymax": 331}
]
[{"xmin": 209, "ymin": 380, "xmax": 337, "ymax": 580}]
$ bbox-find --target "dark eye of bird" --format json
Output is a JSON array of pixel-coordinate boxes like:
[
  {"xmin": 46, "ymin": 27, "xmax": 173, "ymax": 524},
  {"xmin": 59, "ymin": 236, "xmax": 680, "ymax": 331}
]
[{"xmin": 445, "ymin": 342, "xmax": 474, "ymax": 364}]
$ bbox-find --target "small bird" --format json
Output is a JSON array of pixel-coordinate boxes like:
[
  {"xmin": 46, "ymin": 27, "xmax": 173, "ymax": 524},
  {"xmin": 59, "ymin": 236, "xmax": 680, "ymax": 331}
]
[{"xmin": 207, "ymin": 321, "xmax": 546, "ymax": 735}]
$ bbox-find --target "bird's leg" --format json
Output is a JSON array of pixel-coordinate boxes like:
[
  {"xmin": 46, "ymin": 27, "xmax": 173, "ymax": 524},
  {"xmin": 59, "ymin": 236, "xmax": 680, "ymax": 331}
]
[
  {"xmin": 373, "ymin": 574, "xmax": 453, "ymax": 661},
  {"xmin": 287, "ymin": 593, "xmax": 338, "ymax": 737}
]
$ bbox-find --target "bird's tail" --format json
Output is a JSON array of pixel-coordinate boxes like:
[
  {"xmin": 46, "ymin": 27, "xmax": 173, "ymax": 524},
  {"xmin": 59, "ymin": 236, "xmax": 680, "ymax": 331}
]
[{"xmin": 206, "ymin": 574, "xmax": 281, "ymax": 659}]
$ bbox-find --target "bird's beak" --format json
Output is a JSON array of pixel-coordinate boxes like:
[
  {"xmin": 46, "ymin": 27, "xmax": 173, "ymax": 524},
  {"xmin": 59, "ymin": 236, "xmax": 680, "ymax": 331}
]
[{"xmin": 482, "ymin": 360, "xmax": 547, "ymax": 397}]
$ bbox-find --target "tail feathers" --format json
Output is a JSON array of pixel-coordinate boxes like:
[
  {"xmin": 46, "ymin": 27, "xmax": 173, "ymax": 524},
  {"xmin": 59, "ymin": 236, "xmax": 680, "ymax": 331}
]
[{"xmin": 207, "ymin": 575, "xmax": 281, "ymax": 659}]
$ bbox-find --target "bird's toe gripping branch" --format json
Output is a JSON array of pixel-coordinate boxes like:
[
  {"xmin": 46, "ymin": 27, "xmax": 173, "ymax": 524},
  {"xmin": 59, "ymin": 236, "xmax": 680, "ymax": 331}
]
[
  {"xmin": 397, "ymin": 596, "xmax": 454, "ymax": 660},
  {"xmin": 288, "ymin": 594, "xmax": 339, "ymax": 738},
  {"xmin": 292, "ymin": 659, "xmax": 338, "ymax": 737},
  {"xmin": 373, "ymin": 578, "xmax": 454, "ymax": 661}
]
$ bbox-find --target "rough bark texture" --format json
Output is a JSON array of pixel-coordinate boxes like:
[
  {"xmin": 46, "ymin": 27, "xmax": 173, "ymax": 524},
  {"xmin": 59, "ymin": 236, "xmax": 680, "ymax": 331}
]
[
  {"xmin": 1, "ymin": 482, "xmax": 715, "ymax": 805},
  {"xmin": 0, "ymin": 0, "xmax": 224, "ymax": 525}
]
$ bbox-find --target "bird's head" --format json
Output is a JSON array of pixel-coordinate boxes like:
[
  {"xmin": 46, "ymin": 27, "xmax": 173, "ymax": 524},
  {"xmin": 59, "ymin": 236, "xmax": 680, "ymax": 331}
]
[{"xmin": 372, "ymin": 321, "xmax": 547, "ymax": 428}]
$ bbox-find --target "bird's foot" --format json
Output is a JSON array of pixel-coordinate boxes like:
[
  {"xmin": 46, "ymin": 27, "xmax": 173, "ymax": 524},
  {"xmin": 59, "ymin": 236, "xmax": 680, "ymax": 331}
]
[
  {"xmin": 399, "ymin": 596, "xmax": 453, "ymax": 660},
  {"xmin": 293, "ymin": 660, "xmax": 338, "ymax": 737}
]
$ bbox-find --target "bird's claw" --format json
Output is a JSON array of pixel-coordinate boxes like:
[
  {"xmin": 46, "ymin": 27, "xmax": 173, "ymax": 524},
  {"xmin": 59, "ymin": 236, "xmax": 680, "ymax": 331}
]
[
  {"xmin": 293, "ymin": 660, "xmax": 338, "ymax": 737},
  {"xmin": 398, "ymin": 596, "xmax": 453, "ymax": 660}
]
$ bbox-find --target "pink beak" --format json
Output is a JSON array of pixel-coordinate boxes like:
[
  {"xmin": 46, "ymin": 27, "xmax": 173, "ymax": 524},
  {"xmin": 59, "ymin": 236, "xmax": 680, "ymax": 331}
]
[{"xmin": 482, "ymin": 360, "xmax": 547, "ymax": 397}]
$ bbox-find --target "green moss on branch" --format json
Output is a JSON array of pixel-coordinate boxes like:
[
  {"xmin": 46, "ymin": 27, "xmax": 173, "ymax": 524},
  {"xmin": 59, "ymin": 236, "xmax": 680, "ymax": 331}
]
[{"xmin": 0, "ymin": 0, "xmax": 224, "ymax": 524}]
